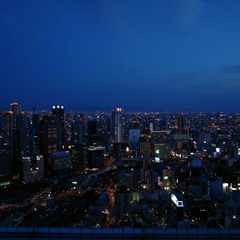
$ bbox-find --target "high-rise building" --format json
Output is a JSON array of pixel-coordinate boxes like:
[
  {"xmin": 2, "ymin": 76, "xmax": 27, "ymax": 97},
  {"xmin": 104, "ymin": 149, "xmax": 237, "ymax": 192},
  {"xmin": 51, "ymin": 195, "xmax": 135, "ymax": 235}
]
[
  {"xmin": 87, "ymin": 120, "xmax": 97, "ymax": 135},
  {"xmin": 71, "ymin": 145, "xmax": 88, "ymax": 172},
  {"xmin": 52, "ymin": 105, "xmax": 64, "ymax": 123},
  {"xmin": 112, "ymin": 107, "xmax": 124, "ymax": 143},
  {"xmin": 52, "ymin": 105, "xmax": 65, "ymax": 144},
  {"xmin": 138, "ymin": 136, "xmax": 152, "ymax": 157},
  {"xmin": 117, "ymin": 170, "xmax": 137, "ymax": 189},
  {"xmin": 9, "ymin": 102, "xmax": 21, "ymax": 116},
  {"xmin": 178, "ymin": 113, "xmax": 184, "ymax": 134},
  {"xmin": 87, "ymin": 146, "xmax": 105, "ymax": 169},
  {"xmin": 21, "ymin": 154, "xmax": 44, "ymax": 182},
  {"xmin": 114, "ymin": 186, "xmax": 130, "ymax": 222},
  {"xmin": 50, "ymin": 151, "xmax": 71, "ymax": 179},
  {"xmin": 39, "ymin": 115, "xmax": 61, "ymax": 167},
  {"xmin": 85, "ymin": 120, "xmax": 104, "ymax": 146},
  {"xmin": 1, "ymin": 111, "xmax": 14, "ymax": 142},
  {"xmin": 0, "ymin": 142, "xmax": 11, "ymax": 183},
  {"xmin": 129, "ymin": 120, "xmax": 140, "ymax": 149},
  {"xmin": 10, "ymin": 128, "xmax": 35, "ymax": 178},
  {"xmin": 15, "ymin": 112, "xmax": 29, "ymax": 130},
  {"xmin": 71, "ymin": 120, "xmax": 86, "ymax": 145},
  {"xmin": 32, "ymin": 114, "xmax": 40, "ymax": 133}
]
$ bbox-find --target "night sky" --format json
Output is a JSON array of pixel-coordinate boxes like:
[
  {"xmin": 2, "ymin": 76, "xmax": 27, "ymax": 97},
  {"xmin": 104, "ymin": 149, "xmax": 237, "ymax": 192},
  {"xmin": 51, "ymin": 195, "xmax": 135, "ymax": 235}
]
[{"xmin": 1, "ymin": 0, "xmax": 240, "ymax": 112}]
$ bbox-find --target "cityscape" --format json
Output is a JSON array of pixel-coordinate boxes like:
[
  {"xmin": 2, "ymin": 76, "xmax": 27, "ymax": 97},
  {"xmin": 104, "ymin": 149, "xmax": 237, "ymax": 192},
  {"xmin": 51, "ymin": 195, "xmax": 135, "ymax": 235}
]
[
  {"xmin": 2, "ymin": 1, "xmax": 240, "ymax": 239},
  {"xmin": 0, "ymin": 103, "xmax": 240, "ymax": 234}
]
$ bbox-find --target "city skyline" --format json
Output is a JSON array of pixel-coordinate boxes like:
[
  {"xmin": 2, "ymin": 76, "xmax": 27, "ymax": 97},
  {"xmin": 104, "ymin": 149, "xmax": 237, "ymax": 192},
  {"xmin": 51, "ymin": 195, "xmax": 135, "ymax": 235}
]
[{"xmin": 1, "ymin": 0, "xmax": 240, "ymax": 111}]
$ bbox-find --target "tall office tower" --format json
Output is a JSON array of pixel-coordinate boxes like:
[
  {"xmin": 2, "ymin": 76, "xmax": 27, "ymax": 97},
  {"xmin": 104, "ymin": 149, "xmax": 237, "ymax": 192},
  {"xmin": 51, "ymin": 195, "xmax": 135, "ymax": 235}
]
[
  {"xmin": 39, "ymin": 115, "xmax": 61, "ymax": 167},
  {"xmin": 32, "ymin": 114, "xmax": 40, "ymax": 133},
  {"xmin": 87, "ymin": 120, "xmax": 97, "ymax": 135},
  {"xmin": 114, "ymin": 186, "xmax": 130, "ymax": 222},
  {"xmin": 129, "ymin": 120, "xmax": 140, "ymax": 149},
  {"xmin": 15, "ymin": 112, "xmax": 29, "ymax": 130},
  {"xmin": 10, "ymin": 128, "xmax": 35, "ymax": 178},
  {"xmin": 112, "ymin": 107, "xmax": 124, "ymax": 143},
  {"xmin": 9, "ymin": 102, "xmax": 21, "ymax": 116},
  {"xmin": 0, "ymin": 142, "xmax": 11, "ymax": 183},
  {"xmin": 86, "ymin": 120, "xmax": 104, "ymax": 146},
  {"xmin": 2, "ymin": 103, "xmax": 29, "ymax": 142},
  {"xmin": 138, "ymin": 136, "xmax": 152, "ymax": 157},
  {"xmin": 117, "ymin": 170, "xmax": 137, "ymax": 189},
  {"xmin": 21, "ymin": 154, "xmax": 44, "ymax": 182},
  {"xmin": 71, "ymin": 120, "xmax": 86, "ymax": 145},
  {"xmin": 106, "ymin": 118, "xmax": 111, "ymax": 133},
  {"xmin": 178, "ymin": 113, "xmax": 184, "ymax": 134},
  {"xmin": 87, "ymin": 146, "xmax": 105, "ymax": 169},
  {"xmin": 199, "ymin": 130, "xmax": 211, "ymax": 144},
  {"xmin": 71, "ymin": 145, "xmax": 88, "ymax": 172},
  {"xmin": 52, "ymin": 105, "xmax": 65, "ymax": 144},
  {"xmin": 1, "ymin": 111, "xmax": 14, "ymax": 142},
  {"xmin": 50, "ymin": 151, "xmax": 71, "ymax": 179}
]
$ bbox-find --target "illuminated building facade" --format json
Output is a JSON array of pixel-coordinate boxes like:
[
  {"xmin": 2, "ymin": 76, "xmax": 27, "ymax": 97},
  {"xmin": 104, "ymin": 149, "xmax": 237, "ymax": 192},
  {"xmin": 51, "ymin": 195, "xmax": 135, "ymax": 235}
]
[
  {"xmin": 39, "ymin": 116, "xmax": 61, "ymax": 166},
  {"xmin": 112, "ymin": 107, "xmax": 124, "ymax": 143},
  {"xmin": 9, "ymin": 102, "xmax": 21, "ymax": 116},
  {"xmin": 87, "ymin": 146, "xmax": 104, "ymax": 169},
  {"xmin": 71, "ymin": 120, "xmax": 86, "ymax": 145},
  {"xmin": 178, "ymin": 113, "xmax": 184, "ymax": 134},
  {"xmin": 21, "ymin": 154, "xmax": 44, "ymax": 182},
  {"xmin": 138, "ymin": 136, "xmax": 152, "ymax": 157},
  {"xmin": 52, "ymin": 105, "xmax": 65, "ymax": 144},
  {"xmin": 50, "ymin": 151, "xmax": 71, "ymax": 178}
]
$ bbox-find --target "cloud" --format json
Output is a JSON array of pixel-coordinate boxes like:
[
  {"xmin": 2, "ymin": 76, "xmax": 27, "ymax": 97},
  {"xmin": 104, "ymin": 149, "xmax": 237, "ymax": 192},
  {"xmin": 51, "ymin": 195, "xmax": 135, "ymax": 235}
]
[
  {"xmin": 222, "ymin": 64, "xmax": 240, "ymax": 74},
  {"xmin": 176, "ymin": 0, "xmax": 203, "ymax": 27},
  {"xmin": 197, "ymin": 79, "xmax": 240, "ymax": 95},
  {"xmin": 165, "ymin": 72, "xmax": 202, "ymax": 85}
]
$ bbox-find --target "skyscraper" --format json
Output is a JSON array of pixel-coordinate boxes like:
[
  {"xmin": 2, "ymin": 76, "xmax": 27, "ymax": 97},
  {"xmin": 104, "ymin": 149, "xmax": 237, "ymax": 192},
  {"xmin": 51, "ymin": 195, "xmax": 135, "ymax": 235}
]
[
  {"xmin": 114, "ymin": 186, "xmax": 130, "ymax": 222},
  {"xmin": 112, "ymin": 107, "xmax": 124, "ymax": 143},
  {"xmin": 39, "ymin": 115, "xmax": 61, "ymax": 167},
  {"xmin": 129, "ymin": 120, "xmax": 140, "ymax": 149},
  {"xmin": 21, "ymin": 154, "xmax": 44, "ymax": 182},
  {"xmin": 178, "ymin": 113, "xmax": 184, "ymax": 134},
  {"xmin": 9, "ymin": 102, "xmax": 21, "ymax": 116},
  {"xmin": 52, "ymin": 105, "xmax": 65, "ymax": 144},
  {"xmin": 71, "ymin": 120, "xmax": 86, "ymax": 145}
]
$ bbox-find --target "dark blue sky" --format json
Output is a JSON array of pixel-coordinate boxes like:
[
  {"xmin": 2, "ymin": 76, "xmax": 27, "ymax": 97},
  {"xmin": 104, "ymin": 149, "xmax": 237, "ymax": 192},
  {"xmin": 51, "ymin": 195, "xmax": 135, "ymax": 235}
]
[{"xmin": 1, "ymin": 0, "xmax": 240, "ymax": 111}]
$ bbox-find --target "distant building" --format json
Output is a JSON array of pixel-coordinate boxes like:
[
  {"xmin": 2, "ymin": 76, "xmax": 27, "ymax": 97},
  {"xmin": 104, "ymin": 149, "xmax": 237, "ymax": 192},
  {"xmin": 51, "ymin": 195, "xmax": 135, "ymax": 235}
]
[
  {"xmin": 114, "ymin": 186, "xmax": 130, "ymax": 222},
  {"xmin": 1, "ymin": 111, "xmax": 14, "ymax": 142},
  {"xmin": 71, "ymin": 120, "xmax": 86, "ymax": 145},
  {"xmin": 116, "ymin": 170, "xmax": 137, "ymax": 189},
  {"xmin": 151, "ymin": 131, "xmax": 171, "ymax": 159},
  {"xmin": 178, "ymin": 113, "xmax": 184, "ymax": 134},
  {"xmin": 39, "ymin": 115, "xmax": 61, "ymax": 166},
  {"xmin": 129, "ymin": 129, "xmax": 140, "ymax": 148},
  {"xmin": 9, "ymin": 102, "xmax": 21, "ymax": 116},
  {"xmin": 0, "ymin": 143, "xmax": 11, "ymax": 183},
  {"xmin": 112, "ymin": 107, "xmax": 124, "ymax": 143},
  {"xmin": 138, "ymin": 136, "xmax": 152, "ymax": 157},
  {"xmin": 52, "ymin": 104, "xmax": 65, "ymax": 144},
  {"xmin": 85, "ymin": 120, "xmax": 104, "ymax": 146},
  {"xmin": 21, "ymin": 154, "xmax": 44, "ymax": 182},
  {"xmin": 50, "ymin": 151, "xmax": 71, "ymax": 179},
  {"xmin": 10, "ymin": 128, "xmax": 35, "ymax": 178},
  {"xmin": 32, "ymin": 114, "xmax": 40, "ymax": 133},
  {"xmin": 87, "ymin": 146, "xmax": 104, "ymax": 169},
  {"xmin": 129, "ymin": 120, "xmax": 140, "ymax": 149},
  {"xmin": 71, "ymin": 144, "xmax": 88, "ymax": 171},
  {"xmin": 199, "ymin": 130, "xmax": 211, "ymax": 144}
]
